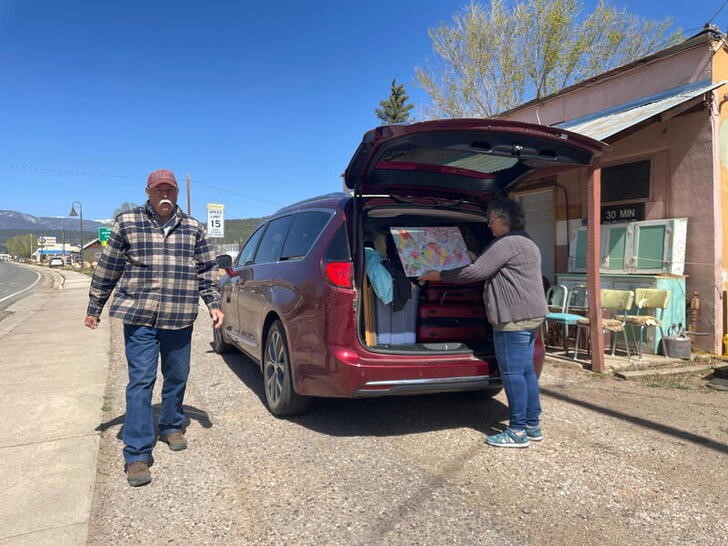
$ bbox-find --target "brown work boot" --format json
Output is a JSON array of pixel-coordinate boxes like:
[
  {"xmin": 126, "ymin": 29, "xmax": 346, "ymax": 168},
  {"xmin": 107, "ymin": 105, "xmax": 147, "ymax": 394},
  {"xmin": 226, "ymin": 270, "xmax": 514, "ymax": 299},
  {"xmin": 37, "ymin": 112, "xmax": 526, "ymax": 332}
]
[
  {"xmin": 159, "ymin": 431, "xmax": 188, "ymax": 451},
  {"xmin": 124, "ymin": 460, "xmax": 151, "ymax": 487}
]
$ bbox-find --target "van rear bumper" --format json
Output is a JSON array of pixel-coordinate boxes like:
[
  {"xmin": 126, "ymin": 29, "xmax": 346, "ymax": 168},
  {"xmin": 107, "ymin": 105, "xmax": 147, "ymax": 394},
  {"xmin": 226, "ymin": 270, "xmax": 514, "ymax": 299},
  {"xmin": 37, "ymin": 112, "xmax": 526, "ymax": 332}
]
[
  {"xmin": 353, "ymin": 375, "xmax": 499, "ymax": 398},
  {"xmin": 293, "ymin": 343, "xmax": 499, "ymax": 398}
]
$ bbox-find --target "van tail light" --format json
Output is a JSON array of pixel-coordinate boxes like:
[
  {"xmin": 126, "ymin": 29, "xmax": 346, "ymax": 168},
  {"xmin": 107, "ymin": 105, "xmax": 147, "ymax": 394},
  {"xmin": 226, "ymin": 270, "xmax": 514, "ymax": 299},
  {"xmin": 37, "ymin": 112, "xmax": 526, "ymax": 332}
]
[{"xmin": 324, "ymin": 261, "xmax": 353, "ymax": 288}]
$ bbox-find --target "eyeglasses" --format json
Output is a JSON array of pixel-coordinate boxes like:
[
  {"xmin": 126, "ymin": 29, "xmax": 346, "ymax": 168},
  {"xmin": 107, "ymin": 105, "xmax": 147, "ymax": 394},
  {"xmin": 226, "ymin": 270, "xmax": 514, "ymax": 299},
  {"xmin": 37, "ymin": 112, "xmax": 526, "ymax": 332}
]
[
  {"xmin": 486, "ymin": 215, "xmax": 502, "ymax": 226},
  {"xmin": 148, "ymin": 186, "xmax": 178, "ymax": 195}
]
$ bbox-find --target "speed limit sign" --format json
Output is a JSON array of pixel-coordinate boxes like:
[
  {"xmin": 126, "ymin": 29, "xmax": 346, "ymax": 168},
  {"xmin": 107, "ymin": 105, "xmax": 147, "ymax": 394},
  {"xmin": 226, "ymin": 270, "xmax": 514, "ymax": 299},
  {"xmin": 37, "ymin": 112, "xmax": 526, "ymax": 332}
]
[{"xmin": 207, "ymin": 203, "xmax": 225, "ymax": 238}]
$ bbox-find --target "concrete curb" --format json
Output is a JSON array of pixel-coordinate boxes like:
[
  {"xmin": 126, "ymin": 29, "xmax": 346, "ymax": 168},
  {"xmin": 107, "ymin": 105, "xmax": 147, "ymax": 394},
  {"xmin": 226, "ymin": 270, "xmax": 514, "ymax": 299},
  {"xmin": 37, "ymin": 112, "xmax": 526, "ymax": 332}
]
[
  {"xmin": 544, "ymin": 348, "xmax": 697, "ymax": 376},
  {"xmin": 49, "ymin": 268, "xmax": 66, "ymax": 289},
  {"xmin": 0, "ymin": 266, "xmax": 110, "ymax": 544},
  {"xmin": 707, "ymin": 378, "xmax": 728, "ymax": 391}
]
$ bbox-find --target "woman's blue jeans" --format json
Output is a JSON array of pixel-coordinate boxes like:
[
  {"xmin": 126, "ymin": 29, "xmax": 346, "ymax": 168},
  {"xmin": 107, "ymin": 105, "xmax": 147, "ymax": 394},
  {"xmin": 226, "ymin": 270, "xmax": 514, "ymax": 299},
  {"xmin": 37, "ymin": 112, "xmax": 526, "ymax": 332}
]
[
  {"xmin": 122, "ymin": 324, "xmax": 193, "ymax": 464},
  {"xmin": 493, "ymin": 328, "xmax": 541, "ymax": 431}
]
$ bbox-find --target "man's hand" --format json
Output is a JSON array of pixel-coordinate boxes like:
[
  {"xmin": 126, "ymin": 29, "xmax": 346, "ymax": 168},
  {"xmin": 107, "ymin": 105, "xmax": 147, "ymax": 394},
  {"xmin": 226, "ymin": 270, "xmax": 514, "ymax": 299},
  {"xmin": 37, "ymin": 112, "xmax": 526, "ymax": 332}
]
[
  {"xmin": 210, "ymin": 308, "xmax": 224, "ymax": 329},
  {"xmin": 418, "ymin": 270, "xmax": 441, "ymax": 283},
  {"xmin": 84, "ymin": 315, "xmax": 100, "ymax": 329}
]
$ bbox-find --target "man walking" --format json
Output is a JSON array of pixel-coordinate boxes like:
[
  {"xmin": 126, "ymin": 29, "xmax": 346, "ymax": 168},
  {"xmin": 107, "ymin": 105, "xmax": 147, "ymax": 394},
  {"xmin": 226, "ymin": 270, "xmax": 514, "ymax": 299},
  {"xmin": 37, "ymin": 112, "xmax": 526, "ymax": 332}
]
[{"xmin": 84, "ymin": 169, "xmax": 224, "ymax": 486}]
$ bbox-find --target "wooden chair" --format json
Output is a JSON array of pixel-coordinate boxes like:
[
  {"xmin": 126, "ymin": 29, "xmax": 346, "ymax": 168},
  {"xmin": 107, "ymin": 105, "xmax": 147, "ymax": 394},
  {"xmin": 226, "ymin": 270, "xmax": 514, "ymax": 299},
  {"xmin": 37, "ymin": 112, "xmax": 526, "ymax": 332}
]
[
  {"xmin": 573, "ymin": 289, "xmax": 634, "ymax": 360},
  {"xmin": 623, "ymin": 288, "xmax": 670, "ymax": 359}
]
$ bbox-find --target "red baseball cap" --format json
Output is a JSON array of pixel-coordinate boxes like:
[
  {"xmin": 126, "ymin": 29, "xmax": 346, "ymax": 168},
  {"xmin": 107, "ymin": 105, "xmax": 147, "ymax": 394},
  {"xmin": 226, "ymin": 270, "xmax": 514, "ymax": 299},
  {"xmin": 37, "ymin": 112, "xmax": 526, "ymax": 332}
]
[{"xmin": 146, "ymin": 169, "xmax": 178, "ymax": 189}]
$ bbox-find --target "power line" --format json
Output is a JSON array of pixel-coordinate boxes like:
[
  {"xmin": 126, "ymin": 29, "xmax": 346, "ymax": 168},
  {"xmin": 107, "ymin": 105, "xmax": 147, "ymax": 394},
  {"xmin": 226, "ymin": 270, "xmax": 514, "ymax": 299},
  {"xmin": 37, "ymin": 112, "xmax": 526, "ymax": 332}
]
[
  {"xmin": 708, "ymin": 0, "xmax": 728, "ymax": 25},
  {"xmin": 2, "ymin": 162, "xmax": 284, "ymax": 209},
  {"xmin": 3, "ymin": 163, "xmax": 141, "ymax": 180},
  {"xmin": 190, "ymin": 178, "xmax": 283, "ymax": 208}
]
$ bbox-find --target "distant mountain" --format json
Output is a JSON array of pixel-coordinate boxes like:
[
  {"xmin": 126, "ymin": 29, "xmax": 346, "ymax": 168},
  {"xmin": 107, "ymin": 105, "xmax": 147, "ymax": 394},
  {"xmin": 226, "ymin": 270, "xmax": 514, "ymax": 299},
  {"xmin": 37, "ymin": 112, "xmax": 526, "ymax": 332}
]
[
  {"xmin": 0, "ymin": 210, "xmax": 267, "ymax": 253},
  {"xmin": 0, "ymin": 210, "xmax": 111, "ymax": 232}
]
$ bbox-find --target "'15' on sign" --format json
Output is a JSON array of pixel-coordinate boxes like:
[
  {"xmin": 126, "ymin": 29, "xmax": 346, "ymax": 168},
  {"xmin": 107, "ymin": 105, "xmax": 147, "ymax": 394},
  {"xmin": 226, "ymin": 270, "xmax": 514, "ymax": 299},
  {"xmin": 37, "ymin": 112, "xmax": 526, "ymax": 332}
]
[{"xmin": 207, "ymin": 203, "xmax": 225, "ymax": 238}]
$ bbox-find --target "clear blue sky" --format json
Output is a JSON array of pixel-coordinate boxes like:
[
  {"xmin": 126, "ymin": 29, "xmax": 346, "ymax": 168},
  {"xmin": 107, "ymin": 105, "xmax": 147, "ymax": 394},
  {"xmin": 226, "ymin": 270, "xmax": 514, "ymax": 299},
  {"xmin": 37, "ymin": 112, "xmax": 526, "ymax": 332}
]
[{"xmin": 0, "ymin": 0, "xmax": 721, "ymax": 222}]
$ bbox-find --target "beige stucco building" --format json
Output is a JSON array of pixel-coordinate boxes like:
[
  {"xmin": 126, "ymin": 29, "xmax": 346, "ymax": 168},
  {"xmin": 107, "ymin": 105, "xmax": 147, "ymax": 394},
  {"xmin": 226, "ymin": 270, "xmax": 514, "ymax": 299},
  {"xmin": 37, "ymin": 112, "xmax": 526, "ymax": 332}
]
[{"xmin": 499, "ymin": 27, "xmax": 728, "ymax": 354}]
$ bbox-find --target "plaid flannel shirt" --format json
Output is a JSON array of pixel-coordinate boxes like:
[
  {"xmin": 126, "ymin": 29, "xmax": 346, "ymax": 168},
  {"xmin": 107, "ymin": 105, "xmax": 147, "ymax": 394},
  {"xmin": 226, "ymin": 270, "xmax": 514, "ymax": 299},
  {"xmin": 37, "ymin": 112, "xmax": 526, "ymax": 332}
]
[{"xmin": 87, "ymin": 202, "xmax": 220, "ymax": 330}]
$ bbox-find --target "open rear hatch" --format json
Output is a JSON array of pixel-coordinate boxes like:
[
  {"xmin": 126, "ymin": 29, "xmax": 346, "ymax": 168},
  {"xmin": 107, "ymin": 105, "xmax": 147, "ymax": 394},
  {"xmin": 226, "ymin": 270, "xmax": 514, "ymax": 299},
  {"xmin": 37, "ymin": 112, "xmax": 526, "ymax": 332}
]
[
  {"xmin": 344, "ymin": 118, "xmax": 606, "ymax": 202},
  {"xmin": 346, "ymin": 119, "xmax": 606, "ymax": 356}
]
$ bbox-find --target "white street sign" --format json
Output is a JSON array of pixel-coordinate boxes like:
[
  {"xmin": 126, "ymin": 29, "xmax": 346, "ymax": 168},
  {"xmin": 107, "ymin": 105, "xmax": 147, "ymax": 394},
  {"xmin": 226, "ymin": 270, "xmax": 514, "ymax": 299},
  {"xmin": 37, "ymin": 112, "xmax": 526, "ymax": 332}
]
[{"xmin": 207, "ymin": 203, "xmax": 225, "ymax": 238}]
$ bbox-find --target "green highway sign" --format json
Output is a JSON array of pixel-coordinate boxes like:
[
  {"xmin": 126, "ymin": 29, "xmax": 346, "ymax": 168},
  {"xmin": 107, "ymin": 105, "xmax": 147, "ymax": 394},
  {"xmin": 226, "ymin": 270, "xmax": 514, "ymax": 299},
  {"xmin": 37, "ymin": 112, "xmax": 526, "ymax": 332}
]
[{"xmin": 98, "ymin": 227, "xmax": 112, "ymax": 246}]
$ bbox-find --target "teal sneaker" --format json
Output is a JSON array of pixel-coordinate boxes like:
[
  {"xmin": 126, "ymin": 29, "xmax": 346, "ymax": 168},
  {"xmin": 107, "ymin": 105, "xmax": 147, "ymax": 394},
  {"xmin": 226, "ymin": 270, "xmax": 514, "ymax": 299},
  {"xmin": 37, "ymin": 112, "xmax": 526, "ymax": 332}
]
[
  {"xmin": 526, "ymin": 425, "xmax": 544, "ymax": 441},
  {"xmin": 485, "ymin": 428, "xmax": 530, "ymax": 448}
]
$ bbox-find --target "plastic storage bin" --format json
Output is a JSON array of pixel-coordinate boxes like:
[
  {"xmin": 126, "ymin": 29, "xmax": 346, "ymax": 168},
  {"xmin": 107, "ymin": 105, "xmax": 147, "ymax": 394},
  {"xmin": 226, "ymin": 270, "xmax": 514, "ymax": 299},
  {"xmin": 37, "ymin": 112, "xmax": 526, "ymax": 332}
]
[{"xmin": 375, "ymin": 287, "xmax": 419, "ymax": 345}]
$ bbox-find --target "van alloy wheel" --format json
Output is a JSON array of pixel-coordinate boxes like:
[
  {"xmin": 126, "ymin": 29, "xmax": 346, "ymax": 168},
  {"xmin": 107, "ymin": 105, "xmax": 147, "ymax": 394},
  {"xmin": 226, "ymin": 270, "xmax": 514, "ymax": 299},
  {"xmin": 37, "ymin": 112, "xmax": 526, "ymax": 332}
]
[
  {"xmin": 264, "ymin": 327, "xmax": 286, "ymax": 407},
  {"xmin": 212, "ymin": 325, "xmax": 233, "ymax": 354},
  {"xmin": 263, "ymin": 321, "xmax": 312, "ymax": 416}
]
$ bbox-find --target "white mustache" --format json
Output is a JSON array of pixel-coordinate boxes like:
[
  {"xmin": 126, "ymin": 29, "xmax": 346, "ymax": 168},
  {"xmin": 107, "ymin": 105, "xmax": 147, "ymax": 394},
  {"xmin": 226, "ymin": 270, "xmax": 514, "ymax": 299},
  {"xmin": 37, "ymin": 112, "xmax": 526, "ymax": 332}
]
[{"xmin": 159, "ymin": 199, "xmax": 173, "ymax": 207}]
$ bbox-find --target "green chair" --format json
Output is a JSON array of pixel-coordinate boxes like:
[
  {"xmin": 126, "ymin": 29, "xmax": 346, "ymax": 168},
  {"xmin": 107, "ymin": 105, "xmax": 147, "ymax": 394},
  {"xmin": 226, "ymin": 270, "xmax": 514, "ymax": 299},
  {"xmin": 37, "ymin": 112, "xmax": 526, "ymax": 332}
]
[
  {"xmin": 573, "ymin": 289, "xmax": 634, "ymax": 360},
  {"xmin": 623, "ymin": 288, "xmax": 670, "ymax": 359}
]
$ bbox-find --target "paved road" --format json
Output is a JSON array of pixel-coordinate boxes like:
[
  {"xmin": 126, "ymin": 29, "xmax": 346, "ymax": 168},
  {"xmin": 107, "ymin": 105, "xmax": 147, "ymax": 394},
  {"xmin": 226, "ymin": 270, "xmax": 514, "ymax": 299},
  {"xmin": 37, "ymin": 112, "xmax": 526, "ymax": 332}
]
[{"xmin": 0, "ymin": 262, "xmax": 41, "ymax": 309}]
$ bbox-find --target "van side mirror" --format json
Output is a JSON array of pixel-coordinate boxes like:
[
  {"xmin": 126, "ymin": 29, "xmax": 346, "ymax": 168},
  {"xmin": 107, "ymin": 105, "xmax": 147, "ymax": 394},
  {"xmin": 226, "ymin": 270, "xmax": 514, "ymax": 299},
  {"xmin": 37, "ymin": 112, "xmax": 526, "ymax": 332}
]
[
  {"xmin": 216, "ymin": 254, "xmax": 238, "ymax": 277},
  {"xmin": 216, "ymin": 254, "xmax": 232, "ymax": 269}
]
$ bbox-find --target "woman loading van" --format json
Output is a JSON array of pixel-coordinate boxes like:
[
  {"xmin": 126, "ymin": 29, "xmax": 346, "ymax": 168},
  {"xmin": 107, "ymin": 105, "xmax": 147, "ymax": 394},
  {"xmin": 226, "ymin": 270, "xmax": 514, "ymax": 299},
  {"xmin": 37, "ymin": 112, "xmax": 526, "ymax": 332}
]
[{"xmin": 418, "ymin": 196, "xmax": 547, "ymax": 448}]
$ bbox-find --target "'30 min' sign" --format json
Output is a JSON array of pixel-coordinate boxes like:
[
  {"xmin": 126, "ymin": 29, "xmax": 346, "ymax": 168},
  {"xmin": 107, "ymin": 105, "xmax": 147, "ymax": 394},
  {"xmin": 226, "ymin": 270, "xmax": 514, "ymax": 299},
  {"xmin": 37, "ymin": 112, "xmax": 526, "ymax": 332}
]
[{"xmin": 207, "ymin": 203, "xmax": 225, "ymax": 238}]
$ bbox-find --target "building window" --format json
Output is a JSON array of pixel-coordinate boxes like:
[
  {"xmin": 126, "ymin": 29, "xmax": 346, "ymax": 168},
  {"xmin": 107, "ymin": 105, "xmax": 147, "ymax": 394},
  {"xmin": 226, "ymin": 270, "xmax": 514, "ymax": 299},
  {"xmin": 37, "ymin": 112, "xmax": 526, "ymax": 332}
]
[{"xmin": 602, "ymin": 159, "xmax": 650, "ymax": 203}]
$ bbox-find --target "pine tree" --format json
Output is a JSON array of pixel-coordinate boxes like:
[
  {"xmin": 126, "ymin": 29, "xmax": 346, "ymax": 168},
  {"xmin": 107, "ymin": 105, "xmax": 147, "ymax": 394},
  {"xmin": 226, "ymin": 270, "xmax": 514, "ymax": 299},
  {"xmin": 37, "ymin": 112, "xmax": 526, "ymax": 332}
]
[{"xmin": 375, "ymin": 79, "xmax": 415, "ymax": 124}]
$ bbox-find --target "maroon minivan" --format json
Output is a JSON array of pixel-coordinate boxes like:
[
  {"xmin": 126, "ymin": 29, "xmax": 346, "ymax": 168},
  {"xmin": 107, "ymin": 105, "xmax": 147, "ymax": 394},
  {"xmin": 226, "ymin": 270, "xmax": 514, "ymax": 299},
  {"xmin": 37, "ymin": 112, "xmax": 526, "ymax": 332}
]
[{"xmin": 214, "ymin": 119, "xmax": 604, "ymax": 415}]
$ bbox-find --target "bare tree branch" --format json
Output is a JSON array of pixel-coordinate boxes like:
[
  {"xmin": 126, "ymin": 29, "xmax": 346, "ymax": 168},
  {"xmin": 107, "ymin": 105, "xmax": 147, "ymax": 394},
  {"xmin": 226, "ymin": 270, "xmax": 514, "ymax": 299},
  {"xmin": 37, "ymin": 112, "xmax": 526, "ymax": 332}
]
[{"xmin": 418, "ymin": 0, "xmax": 683, "ymax": 118}]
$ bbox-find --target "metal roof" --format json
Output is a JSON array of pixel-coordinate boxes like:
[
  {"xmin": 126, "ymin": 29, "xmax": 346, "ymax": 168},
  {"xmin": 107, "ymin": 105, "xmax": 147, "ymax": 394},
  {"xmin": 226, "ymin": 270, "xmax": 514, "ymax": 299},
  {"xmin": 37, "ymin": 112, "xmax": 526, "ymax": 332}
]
[{"xmin": 556, "ymin": 79, "xmax": 726, "ymax": 141}]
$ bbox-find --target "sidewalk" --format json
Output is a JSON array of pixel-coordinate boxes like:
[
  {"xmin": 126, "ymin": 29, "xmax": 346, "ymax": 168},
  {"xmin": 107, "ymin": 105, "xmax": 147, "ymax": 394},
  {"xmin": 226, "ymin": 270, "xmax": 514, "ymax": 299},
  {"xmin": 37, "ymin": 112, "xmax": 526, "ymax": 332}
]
[{"xmin": 0, "ymin": 266, "xmax": 109, "ymax": 545}]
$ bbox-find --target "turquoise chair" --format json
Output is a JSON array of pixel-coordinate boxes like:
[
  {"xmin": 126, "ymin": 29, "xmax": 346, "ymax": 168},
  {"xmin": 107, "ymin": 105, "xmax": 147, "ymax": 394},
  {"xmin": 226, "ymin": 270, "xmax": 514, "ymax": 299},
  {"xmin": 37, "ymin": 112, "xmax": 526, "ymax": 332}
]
[{"xmin": 544, "ymin": 285, "xmax": 587, "ymax": 357}]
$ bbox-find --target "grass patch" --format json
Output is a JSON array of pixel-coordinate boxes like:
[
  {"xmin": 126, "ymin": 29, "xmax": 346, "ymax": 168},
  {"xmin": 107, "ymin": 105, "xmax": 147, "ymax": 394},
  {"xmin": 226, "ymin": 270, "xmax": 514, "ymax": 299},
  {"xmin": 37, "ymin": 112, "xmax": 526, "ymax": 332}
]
[
  {"xmin": 636, "ymin": 370, "xmax": 714, "ymax": 391},
  {"xmin": 638, "ymin": 375, "xmax": 695, "ymax": 390}
]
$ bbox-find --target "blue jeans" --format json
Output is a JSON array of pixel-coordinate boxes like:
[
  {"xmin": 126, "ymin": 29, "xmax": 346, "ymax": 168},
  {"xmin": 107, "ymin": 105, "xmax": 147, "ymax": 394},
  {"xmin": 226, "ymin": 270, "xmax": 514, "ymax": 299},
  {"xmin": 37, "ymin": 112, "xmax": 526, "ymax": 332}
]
[
  {"xmin": 123, "ymin": 324, "xmax": 193, "ymax": 464},
  {"xmin": 493, "ymin": 328, "xmax": 541, "ymax": 431}
]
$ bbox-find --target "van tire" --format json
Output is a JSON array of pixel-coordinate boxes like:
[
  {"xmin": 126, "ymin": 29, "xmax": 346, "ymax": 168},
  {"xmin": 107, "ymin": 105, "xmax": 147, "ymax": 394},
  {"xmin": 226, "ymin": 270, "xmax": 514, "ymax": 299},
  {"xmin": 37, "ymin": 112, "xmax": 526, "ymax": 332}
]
[
  {"xmin": 263, "ymin": 321, "xmax": 312, "ymax": 416},
  {"xmin": 212, "ymin": 326, "xmax": 234, "ymax": 354}
]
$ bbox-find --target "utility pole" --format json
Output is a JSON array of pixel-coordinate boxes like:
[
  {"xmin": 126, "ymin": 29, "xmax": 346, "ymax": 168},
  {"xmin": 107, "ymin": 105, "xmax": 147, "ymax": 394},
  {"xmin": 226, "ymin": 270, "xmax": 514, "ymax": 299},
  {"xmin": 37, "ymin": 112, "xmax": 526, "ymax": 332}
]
[
  {"xmin": 186, "ymin": 174, "xmax": 191, "ymax": 216},
  {"xmin": 69, "ymin": 201, "xmax": 83, "ymax": 266}
]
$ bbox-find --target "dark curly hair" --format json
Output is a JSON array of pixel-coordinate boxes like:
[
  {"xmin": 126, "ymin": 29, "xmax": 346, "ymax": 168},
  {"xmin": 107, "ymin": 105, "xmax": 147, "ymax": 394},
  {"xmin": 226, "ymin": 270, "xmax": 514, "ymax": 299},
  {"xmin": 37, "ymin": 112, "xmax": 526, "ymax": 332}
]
[{"xmin": 486, "ymin": 196, "xmax": 525, "ymax": 231}]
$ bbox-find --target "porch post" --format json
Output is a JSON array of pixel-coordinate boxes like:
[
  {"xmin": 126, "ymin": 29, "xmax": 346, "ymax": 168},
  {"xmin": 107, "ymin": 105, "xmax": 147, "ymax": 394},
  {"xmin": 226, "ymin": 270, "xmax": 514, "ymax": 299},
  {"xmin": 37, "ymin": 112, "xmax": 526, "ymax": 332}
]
[{"xmin": 587, "ymin": 163, "xmax": 605, "ymax": 372}]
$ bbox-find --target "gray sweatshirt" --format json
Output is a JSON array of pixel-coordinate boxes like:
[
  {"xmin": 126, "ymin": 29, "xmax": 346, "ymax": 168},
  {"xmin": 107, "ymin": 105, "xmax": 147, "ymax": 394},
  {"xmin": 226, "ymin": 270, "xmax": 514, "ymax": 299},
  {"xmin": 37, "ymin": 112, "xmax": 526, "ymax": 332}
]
[{"xmin": 440, "ymin": 232, "xmax": 548, "ymax": 326}]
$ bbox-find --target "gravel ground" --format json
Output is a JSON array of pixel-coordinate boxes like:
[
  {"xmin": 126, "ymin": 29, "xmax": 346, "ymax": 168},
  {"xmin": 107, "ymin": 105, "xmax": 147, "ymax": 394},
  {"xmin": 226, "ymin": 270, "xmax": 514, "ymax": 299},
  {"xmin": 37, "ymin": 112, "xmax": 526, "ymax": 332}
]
[{"xmin": 88, "ymin": 312, "xmax": 728, "ymax": 545}]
